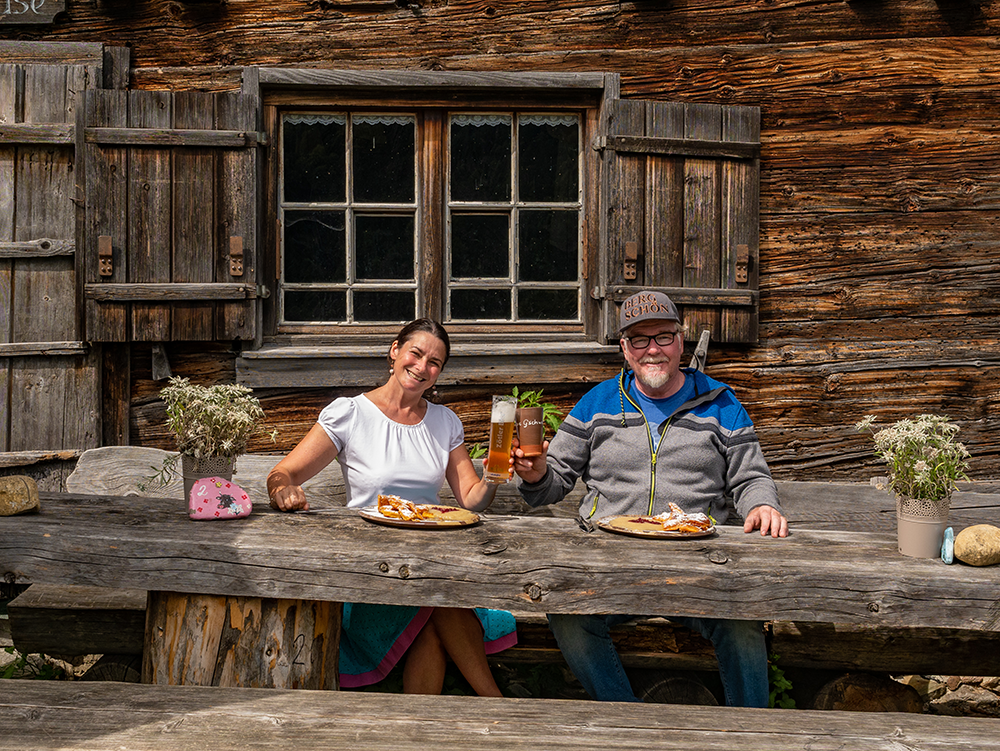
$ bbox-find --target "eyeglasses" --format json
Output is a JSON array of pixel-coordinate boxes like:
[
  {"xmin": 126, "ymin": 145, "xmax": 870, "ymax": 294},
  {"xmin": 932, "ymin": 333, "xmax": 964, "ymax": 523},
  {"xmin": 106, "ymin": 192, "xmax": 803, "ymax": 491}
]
[{"xmin": 624, "ymin": 331, "xmax": 678, "ymax": 349}]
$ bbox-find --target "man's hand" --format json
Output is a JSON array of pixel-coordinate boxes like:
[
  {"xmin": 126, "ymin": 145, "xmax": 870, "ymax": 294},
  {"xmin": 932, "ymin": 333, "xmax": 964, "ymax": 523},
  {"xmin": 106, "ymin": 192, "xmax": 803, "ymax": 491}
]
[
  {"xmin": 512, "ymin": 438, "xmax": 550, "ymax": 484},
  {"xmin": 744, "ymin": 505, "xmax": 788, "ymax": 538}
]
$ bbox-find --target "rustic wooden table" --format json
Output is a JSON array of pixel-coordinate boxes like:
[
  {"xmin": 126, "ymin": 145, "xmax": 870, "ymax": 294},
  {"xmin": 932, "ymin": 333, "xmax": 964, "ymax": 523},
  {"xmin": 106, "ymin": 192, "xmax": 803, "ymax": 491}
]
[{"xmin": 2, "ymin": 491, "xmax": 998, "ymax": 631}]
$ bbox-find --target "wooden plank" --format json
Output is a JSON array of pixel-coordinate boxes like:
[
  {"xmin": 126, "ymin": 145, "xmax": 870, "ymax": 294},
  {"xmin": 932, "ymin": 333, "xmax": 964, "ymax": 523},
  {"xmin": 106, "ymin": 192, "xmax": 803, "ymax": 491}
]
[
  {"xmin": 6, "ymin": 680, "xmax": 1000, "ymax": 751},
  {"xmin": 236, "ymin": 350, "xmax": 623, "ymax": 389},
  {"xmin": 0, "ymin": 41, "xmax": 104, "ymax": 64},
  {"xmin": 8, "ymin": 585, "xmax": 147, "ymax": 657},
  {"xmin": 257, "ymin": 68, "xmax": 609, "ymax": 91},
  {"xmin": 128, "ymin": 90, "xmax": 173, "ymax": 342},
  {"xmin": 83, "ymin": 89, "xmax": 129, "ymax": 341},
  {"xmin": 720, "ymin": 105, "xmax": 759, "ymax": 343},
  {"xmin": 0, "ymin": 64, "xmax": 16, "ymax": 452},
  {"xmin": 0, "ymin": 123, "xmax": 74, "ymax": 144},
  {"xmin": 0, "ymin": 449, "xmax": 81, "ymax": 468},
  {"xmin": 600, "ymin": 99, "xmax": 645, "ymax": 340},
  {"xmin": 216, "ymin": 91, "xmax": 258, "ymax": 342},
  {"xmin": 0, "ymin": 238, "xmax": 74, "ymax": 257},
  {"xmin": 6, "ymin": 491, "xmax": 1000, "ymax": 630},
  {"xmin": 604, "ymin": 134, "xmax": 758, "ymax": 160},
  {"xmin": 0, "ymin": 342, "xmax": 87, "ymax": 355},
  {"xmin": 645, "ymin": 101, "xmax": 684, "ymax": 288},
  {"xmin": 86, "ymin": 282, "xmax": 258, "ymax": 301},
  {"xmin": 171, "ymin": 91, "xmax": 216, "ymax": 340},
  {"xmin": 84, "ymin": 126, "xmax": 262, "ymax": 148},
  {"xmin": 681, "ymin": 103, "xmax": 722, "ymax": 341}
]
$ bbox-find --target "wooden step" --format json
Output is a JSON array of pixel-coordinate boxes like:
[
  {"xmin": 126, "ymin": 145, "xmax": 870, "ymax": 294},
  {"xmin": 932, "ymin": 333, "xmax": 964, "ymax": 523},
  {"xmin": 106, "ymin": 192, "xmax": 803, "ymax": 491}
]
[{"xmin": 4, "ymin": 679, "xmax": 1000, "ymax": 751}]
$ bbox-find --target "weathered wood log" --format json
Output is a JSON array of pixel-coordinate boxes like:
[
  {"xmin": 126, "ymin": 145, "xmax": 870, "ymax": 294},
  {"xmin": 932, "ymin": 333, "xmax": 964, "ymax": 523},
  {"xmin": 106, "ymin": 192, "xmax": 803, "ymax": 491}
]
[
  {"xmin": 811, "ymin": 672, "xmax": 924, "ymax": 713},
  {"xmin": 143, "ymin": 591, "xmax": 341, "ymax": 689}
]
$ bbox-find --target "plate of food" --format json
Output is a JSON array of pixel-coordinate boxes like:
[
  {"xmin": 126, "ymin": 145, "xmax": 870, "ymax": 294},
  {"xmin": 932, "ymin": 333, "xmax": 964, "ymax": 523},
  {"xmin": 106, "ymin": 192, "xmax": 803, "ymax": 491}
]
[
  {"xmin": 358, "ymin": 494, "xmax": 480, "ymax": 529},
  {"xmin": 597, "ymin": 503, "xmax": 716, "ymax": 539}
]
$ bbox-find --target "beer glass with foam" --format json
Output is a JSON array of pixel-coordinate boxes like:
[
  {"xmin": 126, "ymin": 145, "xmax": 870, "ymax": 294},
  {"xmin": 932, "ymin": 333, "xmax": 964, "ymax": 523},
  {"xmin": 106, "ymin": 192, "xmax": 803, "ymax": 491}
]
[{"xmin": 484, "ymin": 395, "xmax": 517, "ymax": 483}]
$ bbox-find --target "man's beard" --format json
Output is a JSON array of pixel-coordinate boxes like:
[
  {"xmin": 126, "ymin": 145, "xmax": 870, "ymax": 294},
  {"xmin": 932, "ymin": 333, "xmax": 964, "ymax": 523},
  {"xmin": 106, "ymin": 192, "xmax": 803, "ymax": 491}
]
[{"xmin": 635, "ymin": 359, "xmax": 672, "ymax": 390}]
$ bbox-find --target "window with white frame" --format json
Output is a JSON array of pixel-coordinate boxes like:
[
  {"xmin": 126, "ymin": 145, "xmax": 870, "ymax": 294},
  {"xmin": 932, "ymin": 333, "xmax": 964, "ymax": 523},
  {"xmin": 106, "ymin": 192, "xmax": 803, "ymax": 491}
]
[{"xmin": 277, "ymin": 107, "xmax": 584, "ymax": 331}]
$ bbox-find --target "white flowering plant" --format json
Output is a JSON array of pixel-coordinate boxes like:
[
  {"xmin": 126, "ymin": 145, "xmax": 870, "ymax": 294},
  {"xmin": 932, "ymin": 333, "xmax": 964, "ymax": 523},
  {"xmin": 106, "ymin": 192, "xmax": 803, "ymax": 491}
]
[
  {"xmin": 855, "ymin": 414, "xmax": 970, "ymax": 502},
  {"xmin": 160, "ymin": 376, "xmax": 275, "ymax": 459}
]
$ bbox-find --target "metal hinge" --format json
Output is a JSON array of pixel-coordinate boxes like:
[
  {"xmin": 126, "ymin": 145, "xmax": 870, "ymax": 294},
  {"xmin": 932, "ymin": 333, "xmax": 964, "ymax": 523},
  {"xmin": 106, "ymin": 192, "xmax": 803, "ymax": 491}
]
[{"xmin": 98, "ymin": 235, "xmax": 113, "ymax": 276}]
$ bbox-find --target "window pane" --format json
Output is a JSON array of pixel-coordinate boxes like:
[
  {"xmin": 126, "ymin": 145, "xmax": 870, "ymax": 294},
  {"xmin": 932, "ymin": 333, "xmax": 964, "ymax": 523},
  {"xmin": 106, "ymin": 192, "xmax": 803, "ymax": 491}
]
[
  {"xmin": 353, "ymin": 116, "xmax": 415, "ymax": 203},
  {"xmin": 354, "ymin": 290, "xmax": 415, "ymax": 322},
  {"xmin": 519, "ymin": 115, "xmax": 579, "ymax": 203},
  {"xmin": 284, "ymin": 290, "xmax": 346, "ymax": 322},
  {"xmin": 451, "ymin": 214, "xmax": 509, "ymax": 278},
  {"xmin": 284, "ymin": 210, "xmax": 346, "ymax": 283},
  {"xmin": 451, "ymin": 288, "xmax": 510, "ymax": 320},
  {"xmin": 519, "ymin": 288, "xmax": 578, "ymax": 320},
  {"xmin": 518, "ymin": 210, "xmax": 578, "ymax": 282},
  {"xmin": 283, "ymin": 115, "xmax": 346, "ymax": 203},
  {"xmin": 450, "ymin": 115, "xmax": 511, "ymax": 202},
  {"xmin": 356, "ymin": 214, "xmax": 414, "ymax": 280}
]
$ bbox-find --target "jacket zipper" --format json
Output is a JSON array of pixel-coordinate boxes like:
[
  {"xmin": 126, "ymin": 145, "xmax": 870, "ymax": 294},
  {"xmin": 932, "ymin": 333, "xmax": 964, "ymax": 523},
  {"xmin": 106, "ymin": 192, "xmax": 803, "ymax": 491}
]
[{"xmin": 618, "ymin": 370, "xmax": 668, "ymax": 515}]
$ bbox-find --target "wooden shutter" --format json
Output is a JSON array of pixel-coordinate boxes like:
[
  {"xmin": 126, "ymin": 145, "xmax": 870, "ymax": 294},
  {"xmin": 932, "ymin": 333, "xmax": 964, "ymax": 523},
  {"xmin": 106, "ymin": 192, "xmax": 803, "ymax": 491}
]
[
  {"xmin": 82, "ymin": 89, "xmax": 263, "ymax": 343},
  {"xmin": 599, "ymin": 99, "xmax": 760, "ymax": 344},
  {"xmin": 0, "ymin": 43, "xmax": 124, "ymax": 460}
]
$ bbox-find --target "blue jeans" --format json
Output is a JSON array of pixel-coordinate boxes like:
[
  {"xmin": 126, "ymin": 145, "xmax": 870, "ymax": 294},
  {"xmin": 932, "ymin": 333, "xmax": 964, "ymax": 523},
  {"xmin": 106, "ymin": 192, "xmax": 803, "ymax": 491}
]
[{"xmin": 547, "ymin": 613, "xmax": 769, "ymax": 707}]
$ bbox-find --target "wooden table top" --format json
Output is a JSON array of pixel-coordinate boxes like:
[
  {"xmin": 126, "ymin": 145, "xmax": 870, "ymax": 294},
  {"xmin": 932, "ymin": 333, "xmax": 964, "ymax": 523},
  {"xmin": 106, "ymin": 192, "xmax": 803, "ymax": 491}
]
[{"xmin": 1, "ymin": 490, "xmax": 998, "ymax": 632}]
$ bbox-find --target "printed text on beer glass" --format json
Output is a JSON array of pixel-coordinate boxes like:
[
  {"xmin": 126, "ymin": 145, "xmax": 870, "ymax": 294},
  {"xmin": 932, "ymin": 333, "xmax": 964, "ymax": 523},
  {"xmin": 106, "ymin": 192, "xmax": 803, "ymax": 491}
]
[{"xmin": 484, "ymin": 395, "xmax": 517, "ymax": 483}]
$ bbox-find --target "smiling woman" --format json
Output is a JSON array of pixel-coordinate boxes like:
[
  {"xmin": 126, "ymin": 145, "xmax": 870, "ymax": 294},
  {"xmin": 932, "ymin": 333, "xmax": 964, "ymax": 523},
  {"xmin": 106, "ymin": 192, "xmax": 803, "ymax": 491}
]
[{"xmin": 265, "ymin": 318, "xmax": 517, "ymax": 696}]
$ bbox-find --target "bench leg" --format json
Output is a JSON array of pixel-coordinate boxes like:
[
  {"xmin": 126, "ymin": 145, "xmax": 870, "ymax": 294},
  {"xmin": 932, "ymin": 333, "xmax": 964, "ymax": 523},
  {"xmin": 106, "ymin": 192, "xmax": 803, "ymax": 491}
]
[{"xmin": 143, "ymin": 591, "xmax": 341, "ymax": 689}]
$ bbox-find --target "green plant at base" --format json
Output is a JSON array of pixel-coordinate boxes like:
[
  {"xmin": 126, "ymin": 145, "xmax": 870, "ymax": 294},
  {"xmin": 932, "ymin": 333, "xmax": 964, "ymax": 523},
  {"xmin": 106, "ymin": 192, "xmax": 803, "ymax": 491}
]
[
  {"xmin": 511, "ymin": 386, "xmax": 564, "ymax": 434},
  {"xmin": 1, "ymin": 647, "xmax": 65, "ymax": 680},
  {"xmin": 468, "ymin": 442, "xmax": 487, "ymax": 460},
  {"xmin": 768, "ymin": 653, "xmax": 796, "ymax": 708}
]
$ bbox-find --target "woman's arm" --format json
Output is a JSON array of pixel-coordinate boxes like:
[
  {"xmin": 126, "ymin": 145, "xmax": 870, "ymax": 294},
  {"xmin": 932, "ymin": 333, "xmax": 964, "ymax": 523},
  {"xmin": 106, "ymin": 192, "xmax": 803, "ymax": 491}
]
[
  {"xmin": 445, "ymin": 445, "xmax": 502, "ymax": 513},
  {"xmin": 267, "ymin": 423, "xmax": 340, "ymax": 512}
]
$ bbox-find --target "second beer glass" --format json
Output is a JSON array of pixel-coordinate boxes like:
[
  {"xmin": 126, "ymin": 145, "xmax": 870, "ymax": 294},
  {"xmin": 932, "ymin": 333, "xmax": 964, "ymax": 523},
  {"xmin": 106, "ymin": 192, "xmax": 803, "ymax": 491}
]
[{"xmin": 484, "ymin": 395, "xmax": 517, "ymax": 483}]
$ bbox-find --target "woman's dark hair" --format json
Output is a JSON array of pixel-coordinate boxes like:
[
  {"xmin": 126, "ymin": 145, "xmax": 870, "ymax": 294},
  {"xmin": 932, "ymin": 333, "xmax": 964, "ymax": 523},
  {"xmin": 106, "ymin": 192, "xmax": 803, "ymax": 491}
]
[{"xmin": 389, "ymin": 318, "xmax": 451, "ymax": 368}]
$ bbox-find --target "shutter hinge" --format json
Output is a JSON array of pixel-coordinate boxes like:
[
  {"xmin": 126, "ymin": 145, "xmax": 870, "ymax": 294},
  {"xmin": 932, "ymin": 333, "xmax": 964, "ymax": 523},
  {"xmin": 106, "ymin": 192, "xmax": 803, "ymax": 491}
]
[
  {"xmin": 624, "ymin": 241, "xmax": 638, "ymax": 281},
  {"xmin": 735, "ymin": 244, "xmax": 749, "ymax": 284},
  {"xmin": 592, "ymin": 136, "xmax": 607, "ymax": 152},
  {"xmin": 229, "ymin": 236, "xmax": 244, "ymax": 277},
  {"xmin": 257, "ymin": 285, "xmax": 270, "ymax": 299},
  {"xmin": 98, "ymin": 235, "xmax": 113, "ymax": 276}
]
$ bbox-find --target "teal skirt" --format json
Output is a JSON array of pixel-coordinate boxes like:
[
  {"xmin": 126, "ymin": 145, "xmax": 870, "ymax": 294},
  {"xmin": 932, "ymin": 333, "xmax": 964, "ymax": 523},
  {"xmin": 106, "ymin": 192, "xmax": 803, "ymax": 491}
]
[{"xmin": 338, "ymin": 602, "xmax": 517, "ymax": 688}]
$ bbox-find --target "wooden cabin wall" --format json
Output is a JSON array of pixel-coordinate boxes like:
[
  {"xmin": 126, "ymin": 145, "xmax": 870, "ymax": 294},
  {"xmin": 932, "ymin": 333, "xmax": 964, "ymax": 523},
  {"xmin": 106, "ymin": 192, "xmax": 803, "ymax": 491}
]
[{"xmin": 5, "ymin": 1, "xmax": 1000, "ymax": 482}]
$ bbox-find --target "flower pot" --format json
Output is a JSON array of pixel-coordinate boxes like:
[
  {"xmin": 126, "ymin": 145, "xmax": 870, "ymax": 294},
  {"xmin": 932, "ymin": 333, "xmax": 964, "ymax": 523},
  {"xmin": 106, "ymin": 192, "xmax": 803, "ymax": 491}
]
[
  {"xmin": 181, "ymin": 454, "xmax": 235, "ymax": 502},
  {"xmin": 896, "ymin": 495, "xmax": 950, "ymax": 559}
]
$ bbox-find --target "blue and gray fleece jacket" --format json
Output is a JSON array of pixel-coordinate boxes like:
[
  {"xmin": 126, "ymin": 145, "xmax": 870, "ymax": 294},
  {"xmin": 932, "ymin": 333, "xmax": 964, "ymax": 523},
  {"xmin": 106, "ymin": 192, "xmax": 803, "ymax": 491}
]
[{"xmin": 518, "ymin": 368, "xmax": 782, "ymax": 524}]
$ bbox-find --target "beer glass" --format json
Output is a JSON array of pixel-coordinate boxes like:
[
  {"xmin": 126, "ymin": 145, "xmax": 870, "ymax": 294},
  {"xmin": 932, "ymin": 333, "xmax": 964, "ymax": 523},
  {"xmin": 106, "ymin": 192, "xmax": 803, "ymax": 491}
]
[{"xmin": 484, "ymin": 395, "xmax": 517, "ymax": 483}]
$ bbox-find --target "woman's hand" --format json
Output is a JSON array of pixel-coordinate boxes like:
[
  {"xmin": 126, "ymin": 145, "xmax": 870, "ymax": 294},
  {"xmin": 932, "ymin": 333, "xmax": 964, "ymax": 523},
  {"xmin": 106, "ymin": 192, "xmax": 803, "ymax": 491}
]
[
  {"xmin": 269, "ymin": 483, "xmax": 309, "ymax": 512},
  {"xmin": 266, "ymin": 423, "xmax": 339, "ymax": 513}
]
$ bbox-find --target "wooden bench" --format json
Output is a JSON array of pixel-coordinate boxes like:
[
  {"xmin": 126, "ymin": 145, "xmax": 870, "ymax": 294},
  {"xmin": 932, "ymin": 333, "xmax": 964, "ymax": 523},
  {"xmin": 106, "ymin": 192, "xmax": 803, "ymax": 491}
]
[
  {"xmin": 8, "ymin": 447, "xmax": 1000, "ymax": 701},
  {"xmin": 4, "ymin": 678, "xmax": 1000, "ymax": 751}
]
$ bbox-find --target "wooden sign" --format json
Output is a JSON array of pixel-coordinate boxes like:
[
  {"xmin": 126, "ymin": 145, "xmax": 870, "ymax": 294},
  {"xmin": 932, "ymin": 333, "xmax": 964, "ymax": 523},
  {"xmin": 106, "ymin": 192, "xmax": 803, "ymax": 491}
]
[{"xmin": 0, "ymin": 0, "xmax": 65, "ymax": 25}]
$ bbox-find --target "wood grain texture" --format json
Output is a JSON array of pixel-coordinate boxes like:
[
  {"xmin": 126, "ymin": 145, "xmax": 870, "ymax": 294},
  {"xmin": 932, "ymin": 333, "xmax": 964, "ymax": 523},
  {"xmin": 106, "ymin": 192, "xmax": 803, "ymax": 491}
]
[{"xmin": 5, "ymin": 680, "xmax": 1000, "ymax": 751}]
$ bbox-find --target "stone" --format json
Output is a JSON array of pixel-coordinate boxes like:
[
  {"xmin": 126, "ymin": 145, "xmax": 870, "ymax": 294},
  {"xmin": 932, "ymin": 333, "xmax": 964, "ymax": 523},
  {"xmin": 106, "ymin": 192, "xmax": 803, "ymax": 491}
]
[
  {"xmin": 930, "ymin": 683, "xmax": 1000, "ymax": 717},
  {"xmin": 954, "ymin": 524, "xmax": 1000, "ymax": 567},
  {"xmin": 0, "ymin": 475, "xmax": 40, "ymax": 516},
  {"xmin": 897, "ymin": 674, "xmax": 947, "ymax": 702}
]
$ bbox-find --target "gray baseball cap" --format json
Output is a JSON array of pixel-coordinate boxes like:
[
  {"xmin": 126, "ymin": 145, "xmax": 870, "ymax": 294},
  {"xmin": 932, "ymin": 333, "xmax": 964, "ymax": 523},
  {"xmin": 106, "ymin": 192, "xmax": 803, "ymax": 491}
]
[{"xmin": 619, "ymin": 290, "xmax": 681, "ymax": 332}]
